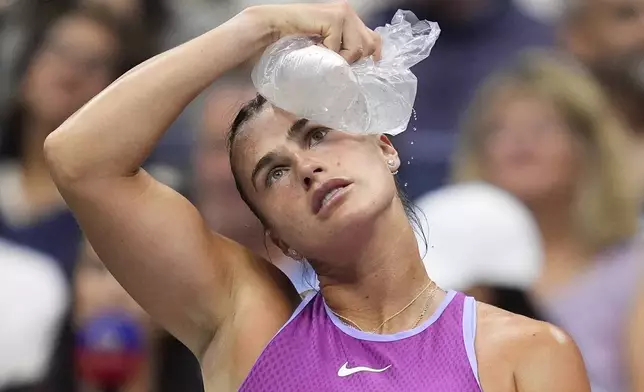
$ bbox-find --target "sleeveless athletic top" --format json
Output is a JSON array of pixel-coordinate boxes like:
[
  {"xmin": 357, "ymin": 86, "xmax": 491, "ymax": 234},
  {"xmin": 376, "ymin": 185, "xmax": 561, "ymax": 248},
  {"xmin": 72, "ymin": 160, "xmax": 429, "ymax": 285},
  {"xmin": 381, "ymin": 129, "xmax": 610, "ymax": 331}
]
[{"xmin": 240, "ymin": 290, "xmax": 482, "ymax": 391}]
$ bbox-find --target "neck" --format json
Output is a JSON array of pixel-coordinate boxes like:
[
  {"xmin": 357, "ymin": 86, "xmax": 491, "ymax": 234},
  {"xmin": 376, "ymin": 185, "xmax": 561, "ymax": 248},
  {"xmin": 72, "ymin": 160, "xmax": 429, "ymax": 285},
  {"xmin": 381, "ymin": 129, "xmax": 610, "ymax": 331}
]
[
  {"xmin": 317, "ymin": 201, "xmax": 435, "ymax": 333},
  {"xmin": 529, "ymin": 200, "xmax": 593, "ymax": 297},
  {"xmin": 529, "ymin": 199, "xmax": 588, "ymax": 265}
]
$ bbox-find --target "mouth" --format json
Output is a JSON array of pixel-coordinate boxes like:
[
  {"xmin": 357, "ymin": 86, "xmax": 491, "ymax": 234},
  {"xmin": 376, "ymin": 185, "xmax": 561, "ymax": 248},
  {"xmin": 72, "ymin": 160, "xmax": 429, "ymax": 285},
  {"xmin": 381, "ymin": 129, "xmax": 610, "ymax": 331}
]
[{"xmin": 312, "ymin": 178, "xmax": 353, "ymax": 215}]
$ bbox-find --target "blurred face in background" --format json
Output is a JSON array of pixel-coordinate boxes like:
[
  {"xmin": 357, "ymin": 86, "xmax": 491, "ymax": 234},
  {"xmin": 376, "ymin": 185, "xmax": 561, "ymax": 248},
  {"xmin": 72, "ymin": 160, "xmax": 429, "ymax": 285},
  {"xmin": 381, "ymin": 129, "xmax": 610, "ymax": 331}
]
[
  {"xmin": 565, "ymin": 0, "xmax": 644, "ymax": 92},
  {"xmin": 74, "ymin": 241, "xmax": 152, "ymax": 332},
  {"xmin": 479, "ymin": 91, "xmax": 583, "ymax": 206},
  {"xmin": 194, "ymin": 86, "xmax": 264, "ymax": 244},
  {"xmin": 83, "ymin": 0, "xmax": 141, "ymax": 21},
  {"xmin": 20, "ymin": 13, "xmax": 119, "ymax": 128}
]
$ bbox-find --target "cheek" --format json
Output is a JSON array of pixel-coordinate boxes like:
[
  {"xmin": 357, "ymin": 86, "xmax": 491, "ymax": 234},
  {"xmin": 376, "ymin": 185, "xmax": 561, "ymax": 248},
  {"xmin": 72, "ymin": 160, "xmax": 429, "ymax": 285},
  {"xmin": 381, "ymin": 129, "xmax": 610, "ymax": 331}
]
[{"xmin": 483, "ymin": 138, "xmax": 581, "ymax": 198}]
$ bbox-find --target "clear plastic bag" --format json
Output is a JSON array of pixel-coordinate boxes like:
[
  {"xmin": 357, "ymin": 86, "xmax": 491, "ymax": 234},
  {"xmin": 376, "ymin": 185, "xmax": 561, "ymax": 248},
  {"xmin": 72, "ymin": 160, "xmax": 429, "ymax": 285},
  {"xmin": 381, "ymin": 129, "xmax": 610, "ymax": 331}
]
[{"xmin": 251, "ymin": 10, "xmax": 441, "ymax": 135}]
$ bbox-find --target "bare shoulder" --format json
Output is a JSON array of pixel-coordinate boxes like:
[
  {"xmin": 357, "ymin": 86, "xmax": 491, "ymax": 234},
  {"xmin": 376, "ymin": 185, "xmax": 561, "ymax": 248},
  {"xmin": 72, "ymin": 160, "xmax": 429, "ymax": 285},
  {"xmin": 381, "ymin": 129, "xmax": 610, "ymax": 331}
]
[
  {"xmin": 474, "ymin": 302, "xmax": 590, "ymax": 392},
  {"xmin": 475, "ymin": 301, "xmax": 571, "ymax": 356}
]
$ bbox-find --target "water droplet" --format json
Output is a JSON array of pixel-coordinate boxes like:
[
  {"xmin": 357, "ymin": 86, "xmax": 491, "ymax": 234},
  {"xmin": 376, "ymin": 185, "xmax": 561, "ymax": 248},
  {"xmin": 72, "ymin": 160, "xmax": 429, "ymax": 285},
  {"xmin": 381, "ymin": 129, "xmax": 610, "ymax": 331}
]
[
  {"xmin": 411, "ymin": 156, "xmax": 414, "ymax": 160},
  {"xmin": 412, "ymin": 127, "xmax": 417, "ymax": 132},
  {"xmin": 410, "ymin": 141, "xmax": 414, "ymax": 145},
  {"xmin": 404, "ymin": 182, "xmax": 408, "ymax": 187},
  {"xmin": 407, "ymin": 161, "xmax": 410, "ymax": 165}
]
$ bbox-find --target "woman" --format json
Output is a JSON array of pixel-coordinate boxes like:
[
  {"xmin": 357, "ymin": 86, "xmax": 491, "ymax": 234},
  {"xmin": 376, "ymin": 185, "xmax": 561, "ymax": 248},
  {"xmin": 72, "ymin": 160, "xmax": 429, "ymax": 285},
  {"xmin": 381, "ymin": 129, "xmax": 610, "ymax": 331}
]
[
  {"xmin": 0, "ymin": 3, "xmax": 131, "ymax": 278},
  {"xmin": 0, "ymin": 6, "xmax": 132, "ymax": 392},
  {"xmin": 44, "ymin": 3, "xmax": 590, "ymax": 391},
  {"xmin": 452, "ymin": 51, "xmax": 644, "ymax": 392}
]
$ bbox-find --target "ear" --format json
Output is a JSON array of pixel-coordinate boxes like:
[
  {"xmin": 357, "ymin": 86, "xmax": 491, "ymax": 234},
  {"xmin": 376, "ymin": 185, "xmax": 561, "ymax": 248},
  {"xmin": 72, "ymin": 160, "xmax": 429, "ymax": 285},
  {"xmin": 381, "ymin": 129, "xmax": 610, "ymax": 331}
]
[
  {"xmin": 378, "ymin": 135, "xmax": 400, "ymax": 173},
  {"xmin": 267, "ymin": 230, "xmax": 299, "ymax": 260}
]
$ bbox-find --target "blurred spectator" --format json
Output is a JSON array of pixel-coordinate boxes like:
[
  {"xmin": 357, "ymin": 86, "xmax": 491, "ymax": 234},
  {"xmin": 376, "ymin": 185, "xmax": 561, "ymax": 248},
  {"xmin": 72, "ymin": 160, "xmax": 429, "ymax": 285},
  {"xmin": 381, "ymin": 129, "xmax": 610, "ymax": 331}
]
[
  {"xmin": 452, "ymin": 50, "xmax": 643, "ymax": 392},
  {"xmin": 0, "ymin": 238, "xmax": 67, "ymax": 390},
  {"xmin": 82, "ymin": 0, "xmax": 170, "ymax": 53},
  {"xmin": 366, "ymin": 0, "xmax": 555, "ymax": 199},
  {"xmin": 1, "ymin": 0, "xmax": 184, "ymax": 171},
  {"xmin": 194, "ymin": 76, "xmax": 318, "ymax": 295},
  {"xmin": 0, "ymin": 5, "xmax": 135, "ymax": 392},
  {"xmin": 560, "ymin": 0, "xmax": 644, "ymax": 203},
  {"xmin": 0, "ymin": 3, "xmax": 131, "ymax": 278},
  {"xmin": 74, "ymin": 241, "xmax": 203, "ymax": 392}
]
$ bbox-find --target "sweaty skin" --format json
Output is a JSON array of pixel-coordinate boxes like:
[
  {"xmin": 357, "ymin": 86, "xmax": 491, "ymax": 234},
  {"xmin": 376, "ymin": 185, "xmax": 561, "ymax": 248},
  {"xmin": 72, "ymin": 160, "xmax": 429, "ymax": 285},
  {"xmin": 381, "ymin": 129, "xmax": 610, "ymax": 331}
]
[{"xmin": 44, "ymin": 3, "xmax": 590, "ymax": 391}]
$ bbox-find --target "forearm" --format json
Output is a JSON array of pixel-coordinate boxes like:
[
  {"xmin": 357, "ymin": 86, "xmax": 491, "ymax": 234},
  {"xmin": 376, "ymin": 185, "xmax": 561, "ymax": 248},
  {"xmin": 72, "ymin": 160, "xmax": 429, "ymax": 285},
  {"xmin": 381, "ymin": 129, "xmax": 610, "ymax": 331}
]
[{"xmin": 45, "ymin": 8, "xmax": 273, "ymax": 183}]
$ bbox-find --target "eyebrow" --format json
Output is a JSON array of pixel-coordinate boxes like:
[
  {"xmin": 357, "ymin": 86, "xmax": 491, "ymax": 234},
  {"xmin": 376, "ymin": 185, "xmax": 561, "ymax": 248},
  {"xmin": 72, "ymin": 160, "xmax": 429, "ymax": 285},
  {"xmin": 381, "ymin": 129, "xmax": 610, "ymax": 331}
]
[
  {"xmin": 287, "ymin": 118, "xmax": 310, "ymax": 140},
  {"xmin": 250, "ymin": 119, "xmax": 311, "ymax": 189}
]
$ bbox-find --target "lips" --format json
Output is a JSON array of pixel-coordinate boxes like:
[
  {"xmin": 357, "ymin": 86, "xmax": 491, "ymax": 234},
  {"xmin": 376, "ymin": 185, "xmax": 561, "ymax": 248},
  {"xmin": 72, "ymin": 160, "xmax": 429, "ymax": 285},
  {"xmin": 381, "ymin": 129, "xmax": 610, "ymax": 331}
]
[{"xmin": 312, "ymin": 178, "xmax": 353, "ymax": 215}]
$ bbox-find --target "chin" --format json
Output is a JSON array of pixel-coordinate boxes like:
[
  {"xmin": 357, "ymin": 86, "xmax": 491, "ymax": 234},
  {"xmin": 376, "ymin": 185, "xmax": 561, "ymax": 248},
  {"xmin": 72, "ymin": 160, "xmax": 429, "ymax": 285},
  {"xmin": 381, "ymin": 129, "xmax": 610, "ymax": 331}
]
[{"xmin": 331, "ymin": 194, "xmax": 392, "ymax": 231}]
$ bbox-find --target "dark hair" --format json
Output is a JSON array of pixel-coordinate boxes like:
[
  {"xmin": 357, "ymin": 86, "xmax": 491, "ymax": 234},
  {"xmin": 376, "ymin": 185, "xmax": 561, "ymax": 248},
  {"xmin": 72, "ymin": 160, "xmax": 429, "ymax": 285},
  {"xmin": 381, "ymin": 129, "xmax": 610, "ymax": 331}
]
[
  {"xmin": 225, "ymin": 94, "xmax": 428, "ymax": 254},
  {"xmin": 0, "ymin": 3, "xmax": 134, "ymax": 161}
]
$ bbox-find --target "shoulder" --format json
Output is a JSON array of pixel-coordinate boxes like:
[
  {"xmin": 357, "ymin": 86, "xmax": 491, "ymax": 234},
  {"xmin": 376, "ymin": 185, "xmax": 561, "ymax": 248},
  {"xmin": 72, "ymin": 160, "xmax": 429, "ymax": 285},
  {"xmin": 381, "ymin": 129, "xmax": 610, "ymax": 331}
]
[
  {"xmin": 475, "ymin": 302, "xmax": 590, "ymax": 392},
  {"xmin": 476, "ymin": 301, "xmax": 571, "ymax": 353}
]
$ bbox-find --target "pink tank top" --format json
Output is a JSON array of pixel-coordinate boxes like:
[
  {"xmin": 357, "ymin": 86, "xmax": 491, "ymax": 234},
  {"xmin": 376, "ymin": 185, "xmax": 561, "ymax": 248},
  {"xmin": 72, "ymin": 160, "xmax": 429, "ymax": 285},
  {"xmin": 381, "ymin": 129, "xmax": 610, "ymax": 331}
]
[{"xmin": 240, "ymin": 290, "xmax": 482, "ymax": 391}]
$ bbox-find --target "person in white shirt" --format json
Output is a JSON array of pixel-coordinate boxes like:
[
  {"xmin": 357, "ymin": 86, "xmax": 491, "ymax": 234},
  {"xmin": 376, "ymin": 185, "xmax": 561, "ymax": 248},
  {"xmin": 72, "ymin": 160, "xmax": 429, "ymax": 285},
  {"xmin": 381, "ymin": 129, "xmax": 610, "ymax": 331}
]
[{"xmin": 0, "ymin": 239, "xmax": 68, "ymax": 389}]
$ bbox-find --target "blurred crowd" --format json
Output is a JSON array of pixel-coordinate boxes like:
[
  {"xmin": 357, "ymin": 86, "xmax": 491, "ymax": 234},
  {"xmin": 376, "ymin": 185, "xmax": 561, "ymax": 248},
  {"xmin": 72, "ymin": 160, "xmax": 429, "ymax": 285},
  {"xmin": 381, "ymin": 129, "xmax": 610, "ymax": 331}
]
[{"xmin": 0, "ymin": 0, "xmax": 642, "ymax": 392}]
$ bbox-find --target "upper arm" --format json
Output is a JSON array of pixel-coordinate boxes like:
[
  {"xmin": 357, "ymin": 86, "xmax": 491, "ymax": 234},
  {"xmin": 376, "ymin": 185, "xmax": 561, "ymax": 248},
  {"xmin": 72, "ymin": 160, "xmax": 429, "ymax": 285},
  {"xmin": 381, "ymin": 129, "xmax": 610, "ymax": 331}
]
[
  {"xmin": 514, "ymin": 324, "xmax": 590, "ymax": 392},
  {"xmin": 60, "ymin": 170, "xmax": 281, "ymax": 356},
  {"xmin": 627, "ymin": 286, "xmax": 644, "ymax": 392}
]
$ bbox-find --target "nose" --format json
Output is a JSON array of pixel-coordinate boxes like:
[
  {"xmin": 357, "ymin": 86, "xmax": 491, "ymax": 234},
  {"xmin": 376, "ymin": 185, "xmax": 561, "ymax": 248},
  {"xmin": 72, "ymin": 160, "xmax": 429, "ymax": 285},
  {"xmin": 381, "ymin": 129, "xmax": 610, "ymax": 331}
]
[{"xmin": 295, "ymin": 157, "xmax": 324, "ymax": 191}]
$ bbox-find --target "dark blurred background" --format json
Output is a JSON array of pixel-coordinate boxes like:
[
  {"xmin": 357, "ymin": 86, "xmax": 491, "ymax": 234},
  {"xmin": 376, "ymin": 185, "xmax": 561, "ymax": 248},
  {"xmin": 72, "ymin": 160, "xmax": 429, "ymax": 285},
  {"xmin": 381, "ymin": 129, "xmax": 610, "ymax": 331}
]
[{"xmin": 0, "ymin": 1, "xmax": 642, "ymax": 391}]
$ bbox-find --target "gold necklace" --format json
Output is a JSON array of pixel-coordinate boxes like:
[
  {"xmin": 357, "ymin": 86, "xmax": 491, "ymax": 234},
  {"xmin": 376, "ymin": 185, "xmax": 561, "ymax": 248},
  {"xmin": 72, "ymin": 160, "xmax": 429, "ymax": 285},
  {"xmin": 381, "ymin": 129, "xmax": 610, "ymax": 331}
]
[{"xmin": 330, "ymin": 281, "xmax": 438, "ymax": 333}]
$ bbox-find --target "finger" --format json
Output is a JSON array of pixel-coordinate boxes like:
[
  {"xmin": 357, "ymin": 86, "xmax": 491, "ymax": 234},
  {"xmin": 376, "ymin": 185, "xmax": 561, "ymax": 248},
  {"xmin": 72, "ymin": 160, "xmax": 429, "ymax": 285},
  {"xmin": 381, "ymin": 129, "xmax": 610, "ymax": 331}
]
[
  {"xmin": 322, "ymin": 22, "xmax": 343, "ymax": 54},
  {"xmin": 361, "ymin": 32, "xmax": 377, "ymax": 59},
  {"xmin": 338, "ymin": 21, "xmax": 365, "ymax": 63},
  {"xmin": 371, "ymin": 31, "xmax": 383, "ymax": 62}
]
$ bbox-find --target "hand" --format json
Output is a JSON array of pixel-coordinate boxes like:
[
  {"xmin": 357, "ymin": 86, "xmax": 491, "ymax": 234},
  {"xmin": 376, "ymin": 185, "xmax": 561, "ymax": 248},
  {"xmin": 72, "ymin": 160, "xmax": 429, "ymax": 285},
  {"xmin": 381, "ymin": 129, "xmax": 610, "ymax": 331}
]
[{"xmin": 249, "ymin": 1, "xmax": 382, "ymax": 63}]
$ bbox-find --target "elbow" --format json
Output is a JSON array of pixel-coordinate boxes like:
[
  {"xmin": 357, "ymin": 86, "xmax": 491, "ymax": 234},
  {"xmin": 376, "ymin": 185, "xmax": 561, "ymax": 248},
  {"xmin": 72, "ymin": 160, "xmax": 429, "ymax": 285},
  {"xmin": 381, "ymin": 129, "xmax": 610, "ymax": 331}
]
[{"xmin": 43, "ymin": 128, "xmax": 84, "ymax": 186}]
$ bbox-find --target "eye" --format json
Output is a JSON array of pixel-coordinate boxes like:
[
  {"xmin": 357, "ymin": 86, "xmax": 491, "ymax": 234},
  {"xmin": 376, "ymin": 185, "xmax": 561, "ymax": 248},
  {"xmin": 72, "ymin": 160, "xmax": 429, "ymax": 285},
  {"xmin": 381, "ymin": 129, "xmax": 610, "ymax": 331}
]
[
  {"xmin": 266, "ymin": 167, "xmax": 286, "ymax": 186},
  {"xmin": 308, "ymin": 128, "xmax": 329, "ymax": 147},
  {"xmin": 613, "ymin": 4, "xmax": 639, "ymax": 21}
]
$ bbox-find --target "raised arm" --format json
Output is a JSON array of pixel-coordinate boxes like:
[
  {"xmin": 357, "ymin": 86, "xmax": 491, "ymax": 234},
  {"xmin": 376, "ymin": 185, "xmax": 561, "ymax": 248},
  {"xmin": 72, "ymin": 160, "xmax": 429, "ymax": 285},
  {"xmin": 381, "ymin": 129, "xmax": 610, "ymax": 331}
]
[{"xmin": 44, "ymin": 3, "xmax": 379, "ymax": 357}]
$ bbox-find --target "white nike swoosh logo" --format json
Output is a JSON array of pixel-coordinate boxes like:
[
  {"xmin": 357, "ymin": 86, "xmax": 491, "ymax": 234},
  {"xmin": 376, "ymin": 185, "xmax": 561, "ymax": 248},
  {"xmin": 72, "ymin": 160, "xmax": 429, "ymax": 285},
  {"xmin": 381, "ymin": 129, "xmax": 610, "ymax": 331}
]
[{"xmin": 337, "ymin": 362, "xmax": 391, "ymax": 377}]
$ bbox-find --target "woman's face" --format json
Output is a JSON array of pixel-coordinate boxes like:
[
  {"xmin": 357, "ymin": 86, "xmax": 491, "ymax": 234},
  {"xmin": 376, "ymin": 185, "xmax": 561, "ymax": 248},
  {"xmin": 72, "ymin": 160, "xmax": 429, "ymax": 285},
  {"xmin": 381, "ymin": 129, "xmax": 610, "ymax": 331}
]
[
  {"xmin": 21, "ymin": 14, "xmax": 119, "ymax": 127},
  {"xmin": 231, "ymin": 105, "xmax": 401, "ymax": 261},
  {"xmin": 480, "ymin": 93, "xmax": 583, "ymax": 206}
]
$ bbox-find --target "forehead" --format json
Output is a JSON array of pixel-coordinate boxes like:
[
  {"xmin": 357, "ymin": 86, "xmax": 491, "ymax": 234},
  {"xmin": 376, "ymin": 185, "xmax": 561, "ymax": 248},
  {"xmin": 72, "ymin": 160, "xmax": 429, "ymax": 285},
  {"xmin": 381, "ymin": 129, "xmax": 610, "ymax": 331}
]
[
  {"xmin": 231, "ymin": 105, "xmax": 299, "ymax": 177},
  {"xmin": 48, "ymin": 15, "xmax": 117, "ymax": 52}
]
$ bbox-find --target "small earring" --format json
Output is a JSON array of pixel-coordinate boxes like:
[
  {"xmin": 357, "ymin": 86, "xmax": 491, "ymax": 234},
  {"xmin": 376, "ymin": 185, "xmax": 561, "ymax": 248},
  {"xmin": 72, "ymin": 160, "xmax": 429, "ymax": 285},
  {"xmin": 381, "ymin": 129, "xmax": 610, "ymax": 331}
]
[
  {"xmin": 387, "ymin": 159, "xmax": 398, "ymax": 175},
  {"xmin": 288, "ymin": 249, "xmax": 301, "ymax": 260}
]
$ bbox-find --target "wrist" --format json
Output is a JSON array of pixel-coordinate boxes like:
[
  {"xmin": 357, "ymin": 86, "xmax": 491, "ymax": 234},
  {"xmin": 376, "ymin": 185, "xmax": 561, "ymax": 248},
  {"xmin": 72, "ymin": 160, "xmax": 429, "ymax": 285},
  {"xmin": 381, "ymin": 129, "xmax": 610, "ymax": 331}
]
[{"xmin": 238, "ymin": 5, "xmax": 281, "ymax": 48}]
